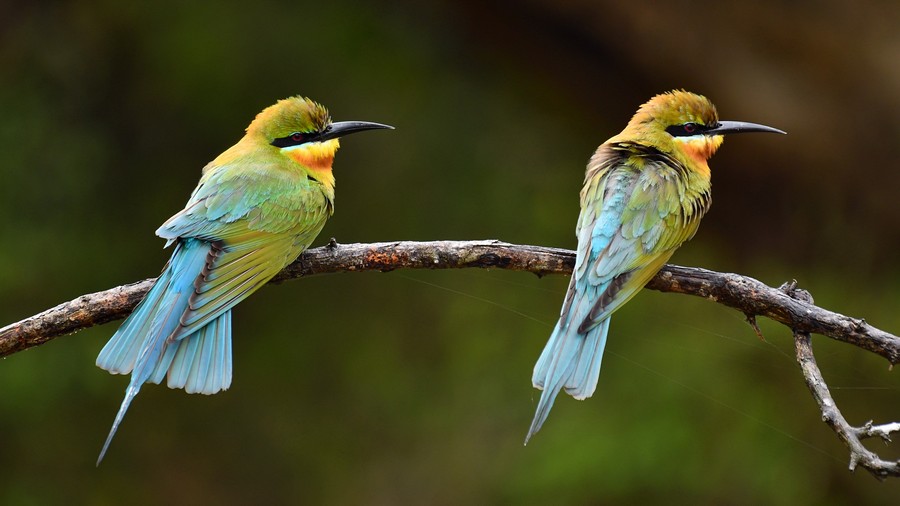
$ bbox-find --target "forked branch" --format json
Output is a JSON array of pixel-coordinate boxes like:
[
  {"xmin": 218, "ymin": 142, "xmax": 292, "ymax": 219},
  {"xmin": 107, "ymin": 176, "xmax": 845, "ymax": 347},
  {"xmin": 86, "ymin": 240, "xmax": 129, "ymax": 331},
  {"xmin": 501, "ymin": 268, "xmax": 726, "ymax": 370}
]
[
  {"xmin": 1, "ymin": 239, "xmax": 898, "ymax": 475},
  {"xmin": 780, "ymin": 281, "xmax": 900, "ymax": 478}
]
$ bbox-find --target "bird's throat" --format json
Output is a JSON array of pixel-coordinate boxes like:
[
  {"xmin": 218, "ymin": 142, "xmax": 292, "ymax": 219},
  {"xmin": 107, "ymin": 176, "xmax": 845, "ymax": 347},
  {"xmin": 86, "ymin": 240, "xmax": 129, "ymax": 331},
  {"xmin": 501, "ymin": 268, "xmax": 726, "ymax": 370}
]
[
  {"xmin": 675, "ymin": 136, "xmax": 722, "ymax": 179},
  {"xmin": 284, "ymin": 140, "xmax": 339, "ymax": 189}
]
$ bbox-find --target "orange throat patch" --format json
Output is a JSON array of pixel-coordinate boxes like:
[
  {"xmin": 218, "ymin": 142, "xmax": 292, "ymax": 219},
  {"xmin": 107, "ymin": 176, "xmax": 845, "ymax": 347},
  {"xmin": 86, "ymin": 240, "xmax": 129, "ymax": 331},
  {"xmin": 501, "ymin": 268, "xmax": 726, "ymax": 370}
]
[
  {"xmin": 284, "ymin": 139, "xmax": 339, "ymax": 187},
  {"xmin": 675, "ymin": 135, "xmax": 722, "ymax": 178}
]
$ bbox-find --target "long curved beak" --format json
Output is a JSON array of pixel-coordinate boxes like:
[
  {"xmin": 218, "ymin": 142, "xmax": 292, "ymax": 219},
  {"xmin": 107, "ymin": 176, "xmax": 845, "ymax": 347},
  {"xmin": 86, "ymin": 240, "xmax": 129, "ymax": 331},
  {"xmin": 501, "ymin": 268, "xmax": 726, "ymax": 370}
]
[
  {"xmin": 319, "ymin": 121, "xmax": 394, "ymax": 141},
  {"xmin": 706, "ymin": 120, "xmax": 785, "ymax": 135}
]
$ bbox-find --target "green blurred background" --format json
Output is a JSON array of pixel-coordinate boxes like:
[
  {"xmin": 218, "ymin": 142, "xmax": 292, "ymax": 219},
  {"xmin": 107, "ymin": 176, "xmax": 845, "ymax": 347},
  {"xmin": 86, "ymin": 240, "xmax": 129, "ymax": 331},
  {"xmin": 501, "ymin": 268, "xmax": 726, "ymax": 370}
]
[{"xmin": 2, "ymin": 0, "xmax": 900, "ymax": 504}]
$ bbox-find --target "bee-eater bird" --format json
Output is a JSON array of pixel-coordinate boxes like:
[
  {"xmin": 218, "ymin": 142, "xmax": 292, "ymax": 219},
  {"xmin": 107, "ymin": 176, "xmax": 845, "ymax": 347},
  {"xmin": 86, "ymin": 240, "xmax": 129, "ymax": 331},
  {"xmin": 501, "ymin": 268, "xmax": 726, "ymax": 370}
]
[
  {"xmin": 526, "ymin": 90, "xmax": 784, "ymax": 443},
  {"xmin": 94, "ymin": 96, "xmax": 392, "ymax": 464}
]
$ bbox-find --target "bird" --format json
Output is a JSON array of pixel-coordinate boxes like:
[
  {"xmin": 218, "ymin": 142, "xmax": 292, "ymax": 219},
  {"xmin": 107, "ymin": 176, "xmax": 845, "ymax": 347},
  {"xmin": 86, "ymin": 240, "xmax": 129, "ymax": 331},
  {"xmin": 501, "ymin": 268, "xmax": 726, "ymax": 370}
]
[
  {"xmin": 526, "ymin": 90, "xmax": 784, "ymax": 443},
  {"xmin": 94, "ymin": 96, "xmax": 392, "ymax": 464}
]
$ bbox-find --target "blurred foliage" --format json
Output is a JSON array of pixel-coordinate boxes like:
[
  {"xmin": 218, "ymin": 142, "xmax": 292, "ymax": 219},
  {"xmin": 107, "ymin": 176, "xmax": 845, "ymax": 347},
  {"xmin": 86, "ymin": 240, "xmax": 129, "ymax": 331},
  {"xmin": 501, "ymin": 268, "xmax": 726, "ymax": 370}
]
[{"xmin": 1, "ymin": 0, "xmax": 900, "ymax": 504}]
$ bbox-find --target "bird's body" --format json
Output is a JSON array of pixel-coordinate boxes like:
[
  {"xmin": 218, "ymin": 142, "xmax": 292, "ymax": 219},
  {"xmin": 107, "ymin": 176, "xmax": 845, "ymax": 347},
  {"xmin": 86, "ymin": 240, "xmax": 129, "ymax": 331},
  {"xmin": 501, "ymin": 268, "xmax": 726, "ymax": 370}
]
[
  {"xmin": 527, "ymin": 90, "xmax": 783, "ymax": 442},
  {"xmin": 95, "ymin": 96, "xmax": 390, "ymax": 463}
]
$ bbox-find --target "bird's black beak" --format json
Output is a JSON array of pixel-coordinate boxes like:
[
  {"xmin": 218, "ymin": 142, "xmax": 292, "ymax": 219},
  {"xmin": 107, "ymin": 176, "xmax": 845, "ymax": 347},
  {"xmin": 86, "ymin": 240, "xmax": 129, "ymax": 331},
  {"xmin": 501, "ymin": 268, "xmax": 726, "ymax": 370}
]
[
  {"xmin": 706, "ymin": 120, "xmax": 785, "ymax": 135},
  {"xmin": 319, "ymin": 121, "xmax": 394, "ymax": 141}
]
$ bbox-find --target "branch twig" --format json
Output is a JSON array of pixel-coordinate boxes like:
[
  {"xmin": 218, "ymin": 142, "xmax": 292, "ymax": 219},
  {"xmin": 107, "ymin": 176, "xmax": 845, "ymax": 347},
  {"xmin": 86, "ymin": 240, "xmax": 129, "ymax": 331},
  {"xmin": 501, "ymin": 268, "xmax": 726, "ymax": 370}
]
[
  {"xmin": 2, "ymin": 239, "xmax": 899, "ymax": 476},
  {"xmin": 795, "ymin": 329, "xmax": 900, "ymax": 478},
  {"xmin": 781, "ymin": 280, "xmax": 900, "ymax": 478}
]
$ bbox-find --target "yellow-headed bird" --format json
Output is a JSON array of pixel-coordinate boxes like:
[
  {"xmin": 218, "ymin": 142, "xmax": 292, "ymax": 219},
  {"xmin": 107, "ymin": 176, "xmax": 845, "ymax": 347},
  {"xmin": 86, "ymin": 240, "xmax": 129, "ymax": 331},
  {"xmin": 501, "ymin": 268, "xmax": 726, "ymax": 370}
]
[
  {"xmin": 527, "ymin": 90, "xmax": 783, "ymax": 442},
  {"xmin": 95, "ymin": 97, "xmax": 391, "ymax": 463}
]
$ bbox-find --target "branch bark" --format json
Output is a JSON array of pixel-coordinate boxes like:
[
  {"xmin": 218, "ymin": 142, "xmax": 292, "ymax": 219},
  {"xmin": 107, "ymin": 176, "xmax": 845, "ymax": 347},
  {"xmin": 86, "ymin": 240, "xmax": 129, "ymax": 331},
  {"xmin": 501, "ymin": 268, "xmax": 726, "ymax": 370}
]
[
  {"xmin": 794, "ymin": 329, "xmax": 900, "ymax": 478},
  {"xmin": 2, "ymin": 239, "xmax": 899, "ymax": 476},
  {"xmin": 3, "ymin": 240, "xmax": 897, "ymax": 362},
  {"xmin": 785, "ymin": 281, "xmax": 900, "ymax": 478}
]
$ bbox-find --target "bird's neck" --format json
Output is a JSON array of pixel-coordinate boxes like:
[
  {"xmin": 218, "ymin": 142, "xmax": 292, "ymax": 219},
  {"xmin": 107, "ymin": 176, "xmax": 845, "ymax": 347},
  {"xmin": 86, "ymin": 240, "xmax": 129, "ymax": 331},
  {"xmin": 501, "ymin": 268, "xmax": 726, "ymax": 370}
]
[
  {"xmin": 210, "ymin": 137, "xmax": 339, "ymax": 201},
  {"xmin": 613, "ymin": 125, "xmax": 722, "ymax": 181}
]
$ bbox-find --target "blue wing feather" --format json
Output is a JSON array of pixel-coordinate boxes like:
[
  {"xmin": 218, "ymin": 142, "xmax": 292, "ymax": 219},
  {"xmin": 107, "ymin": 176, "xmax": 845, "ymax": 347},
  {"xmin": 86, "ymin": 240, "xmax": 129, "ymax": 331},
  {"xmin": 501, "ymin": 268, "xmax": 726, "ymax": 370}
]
[
  {"xmin": 528, "ymin": 152, "xmax": 695, "ymax": 443},
  {"xmin": 95, "ymin": 239, "xmax": 231, "ymax": 464},
  {"xmin": 96, "ymin": 153, "xmax": 333, "ymax": 463}
]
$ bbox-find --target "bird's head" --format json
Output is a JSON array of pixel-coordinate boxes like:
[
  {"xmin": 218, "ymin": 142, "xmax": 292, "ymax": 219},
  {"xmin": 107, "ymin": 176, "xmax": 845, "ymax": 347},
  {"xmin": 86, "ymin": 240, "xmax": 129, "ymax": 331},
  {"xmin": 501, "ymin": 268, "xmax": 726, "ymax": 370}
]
[
  {"xmin": 246, "ymin": 96, "xmax": 392, "ymax": 184},
  {"xmin": 616, "ymin": 90, "xmax": 784, "ymax": 174}
]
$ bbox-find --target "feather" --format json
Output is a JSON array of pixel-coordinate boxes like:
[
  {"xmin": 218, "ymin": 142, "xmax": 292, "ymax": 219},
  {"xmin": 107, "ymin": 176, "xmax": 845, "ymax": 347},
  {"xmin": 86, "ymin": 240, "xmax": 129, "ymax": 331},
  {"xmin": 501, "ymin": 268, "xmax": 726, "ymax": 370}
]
[{"xmin": 526, "ymin": 132, "xmax": 712, "ymax": 443}]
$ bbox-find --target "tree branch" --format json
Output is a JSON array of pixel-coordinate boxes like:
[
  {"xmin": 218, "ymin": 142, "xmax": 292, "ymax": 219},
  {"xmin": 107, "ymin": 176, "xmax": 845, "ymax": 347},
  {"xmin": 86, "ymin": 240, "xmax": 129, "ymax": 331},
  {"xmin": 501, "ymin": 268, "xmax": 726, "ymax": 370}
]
[
  {"xmin": 2, "ymin": 239, "xmax": 899, "ymax": 476},
  {"xmin": 795, "ymin": 328, "xmax": 900, "ymax": 478},
  {"xmin": 4, "ymin": 240, "xmax": 897, "ymax": 362},
  {"xmin": 786, "ymin": 281, "xmax": 900, "ymax": 478}
]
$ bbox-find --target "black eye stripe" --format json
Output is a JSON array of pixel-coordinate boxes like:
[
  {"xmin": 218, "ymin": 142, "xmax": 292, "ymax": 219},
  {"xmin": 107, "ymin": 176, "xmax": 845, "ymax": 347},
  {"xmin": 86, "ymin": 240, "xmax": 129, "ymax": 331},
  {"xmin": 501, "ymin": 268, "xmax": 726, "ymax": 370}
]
[
  {"xmin": 666, "ymin": 122, "xmax": 713, "ymax": 137},
  {"xmin": 271, "ymin": 131, "xmax": 321, "ymax": 148}
]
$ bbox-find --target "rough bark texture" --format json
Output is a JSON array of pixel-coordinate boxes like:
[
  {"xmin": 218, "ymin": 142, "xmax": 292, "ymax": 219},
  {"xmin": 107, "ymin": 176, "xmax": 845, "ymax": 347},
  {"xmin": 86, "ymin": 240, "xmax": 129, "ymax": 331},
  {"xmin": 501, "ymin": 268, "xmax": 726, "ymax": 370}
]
[
  {"xmin": 794, "ymin": 329, "xmax": 900, "ymax": 479},
  {"xmin": 4, "ymin": 240, "xmax": 897, "ymax": 362},
  {"xmin": 646, "ymin": 265, "xmax": 900, "ymax": 364},
  {"xmin": 2, "ymin": 239, "xmax": 899, "ymax": 476}
]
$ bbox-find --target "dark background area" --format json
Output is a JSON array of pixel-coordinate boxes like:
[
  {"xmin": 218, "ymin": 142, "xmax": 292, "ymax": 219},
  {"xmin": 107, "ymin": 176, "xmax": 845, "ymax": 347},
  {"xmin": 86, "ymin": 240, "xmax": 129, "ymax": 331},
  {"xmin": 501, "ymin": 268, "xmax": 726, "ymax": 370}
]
[{"xmin": 2, "ymin": 1, "xmax": 899, "ymax": 504}]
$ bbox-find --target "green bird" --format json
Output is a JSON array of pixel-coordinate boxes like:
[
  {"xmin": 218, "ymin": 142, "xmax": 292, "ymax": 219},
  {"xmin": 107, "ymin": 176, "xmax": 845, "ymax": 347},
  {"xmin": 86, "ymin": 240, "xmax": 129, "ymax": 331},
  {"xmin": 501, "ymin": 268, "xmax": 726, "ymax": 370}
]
[
  {"xmin": 527, "ymin": 90, "xmax": 784, "ymax": 442},
  {"xmin": 95, "ymin": 96, "xmax": 391, "ymax": 464}
]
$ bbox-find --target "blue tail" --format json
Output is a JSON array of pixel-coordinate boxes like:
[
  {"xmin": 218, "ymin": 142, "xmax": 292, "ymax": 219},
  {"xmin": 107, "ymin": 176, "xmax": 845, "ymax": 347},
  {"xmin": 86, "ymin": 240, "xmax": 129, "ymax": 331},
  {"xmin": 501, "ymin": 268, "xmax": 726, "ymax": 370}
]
[
  {"xmin": 95, "ymin": 239, "xmax": 233, "ymax": 464},
  {"xmin": 526, "ymin": 311, "xmax": 610, "ymax": 444}
]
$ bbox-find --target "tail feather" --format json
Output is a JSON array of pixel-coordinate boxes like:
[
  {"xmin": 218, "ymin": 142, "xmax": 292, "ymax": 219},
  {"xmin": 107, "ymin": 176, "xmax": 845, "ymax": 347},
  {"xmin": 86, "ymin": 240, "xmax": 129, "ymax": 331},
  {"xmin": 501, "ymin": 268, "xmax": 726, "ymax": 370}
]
[
  {"xmin": 95, "ymin": 239, "xmax": 220, "ymax": 464},
  {"xmin": 167, "ymin": 310, "xmax": 233, "ymax": 394},
  {"xmin": 567, "ymin": 318, "xmax": 609, "ymax": 399},
  {"xmin": 96, "ymin": 268, "xmax": 173, "ymax": 374},
  {"xmin": 526, "ymin": 315, "xmax": 610, "ymax": 444},
  {"xmin": 199, "ymin": 310, "xmax": 233, "ymax": 394},
  {"xmin": 147, "ymin": 340, "xmax": 179, "ymax": 385},
  {"xmin": 97, "ymin": 381, "xmax": 141, "ymax": 466}
]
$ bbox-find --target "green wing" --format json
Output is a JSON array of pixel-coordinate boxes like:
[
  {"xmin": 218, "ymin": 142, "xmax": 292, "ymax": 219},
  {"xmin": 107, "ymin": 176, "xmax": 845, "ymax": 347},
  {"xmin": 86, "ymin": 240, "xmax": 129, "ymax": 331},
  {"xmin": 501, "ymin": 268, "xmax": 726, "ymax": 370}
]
[
  {"xmin": 156, "ymin": 160, "xmax": 333, "ymax": 340},
  {"xmin": 571, "ymin": 145, "xmax": 710, "ymax": 330}
]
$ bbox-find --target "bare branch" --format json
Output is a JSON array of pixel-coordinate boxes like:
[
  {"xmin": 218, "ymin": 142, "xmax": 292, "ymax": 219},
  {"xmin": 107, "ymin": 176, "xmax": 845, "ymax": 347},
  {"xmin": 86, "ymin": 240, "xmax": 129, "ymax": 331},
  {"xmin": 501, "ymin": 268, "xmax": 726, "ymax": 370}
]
[
  {"xmin": 3, "ymin": 240, "xmax": 899, "ymax": 363},
  {"xmin": 794, "ymin": 330, "xmax": 900, "ymax": 478},
  {"xmin": 780, "ymin": 280, "xmax": 900, "ymax": 478},
  {"xmin": 645, "ymin": 266, "xmax": 900, "ymax": 364},
  {"xmin": 1, "ymin": 279, "xmax": 155, "ymax": 358},
  {"xmin": 857, "ymin": 422, "xmax": 900, "ymax": 443},
  {"xmin": 2, "ymin": 239, "xmax": 900, "ymax": 476}
]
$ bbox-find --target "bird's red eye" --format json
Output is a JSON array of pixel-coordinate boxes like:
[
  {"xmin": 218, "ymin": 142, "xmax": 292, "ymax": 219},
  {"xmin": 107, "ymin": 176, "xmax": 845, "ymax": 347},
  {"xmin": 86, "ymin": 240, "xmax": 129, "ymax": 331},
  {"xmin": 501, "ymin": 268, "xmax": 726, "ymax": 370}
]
[
  {"xmin": 271, "ymin": 130, "xmax": 321, "ymax": 148},
  {"xmin": 683, "ymin": 123, "xmax": 697, "ymax": 133}
]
